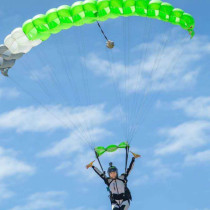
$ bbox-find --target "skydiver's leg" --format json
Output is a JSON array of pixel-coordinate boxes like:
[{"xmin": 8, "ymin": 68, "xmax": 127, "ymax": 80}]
[
  {"xmin": 112, "ymin": 202, "xmax": 120, "ymax": 210},
  {"xmin": 119, "ymin": 200, "xmax": 130, "ymax": 210}
]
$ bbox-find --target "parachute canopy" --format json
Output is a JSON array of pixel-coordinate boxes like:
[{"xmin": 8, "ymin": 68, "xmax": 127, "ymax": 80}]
[
  {"xmin": 0, "ymin": 0, "xmax": 195, "ymax": 74},
  {"xmin": 95, "ymin": 141, "xmax": 129, "ymax": 156}
]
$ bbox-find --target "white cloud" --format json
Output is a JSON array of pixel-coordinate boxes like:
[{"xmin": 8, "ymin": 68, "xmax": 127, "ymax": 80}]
[
  {"xmin": 0, "ymin": 184, "xmax": 14, "ymax": 200},
  {"xmin": 0, "ymin": 104, "xmax": 113, "ymax": 133},
  {"xmin": 131, "ymin": 175, "xmax": 149, "ymax": 186},
  {"xmin": 30, "ymin": 65, "xmax": 52, "ymax": 81},
  {"xmin": 0, "ymin": 88, "xmax": 20, "ymax": 99},
  {"xmin": 10, "ymin": 191, "xmax": 67, "ymax": 210},
  {"xmin": 146, "ymin": 158, "xmax": 179, "ymax": 179},
  {"xmin": 0, "ymin": 147, "xmax": 35, "ymax": 180},
  {"xmin": 155, "ymin": 121, "xmax": 210, "ymax": 155},
  {"xmin": 184, "ymin": 150, "xmax": 210, "ymax": 165},
  {"xmin": 85, "ymin": 35, "xmax": 210, "ymax": 94},
  {"xmin": 0, "ymin": 147, "xmax": 34, "ymax": 202},
  {"xmin": 172, "ymin": 96, "xmax": 210, "ymax": 119}
]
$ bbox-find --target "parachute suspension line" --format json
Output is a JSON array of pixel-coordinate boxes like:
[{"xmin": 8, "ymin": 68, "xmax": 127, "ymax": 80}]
[
  {"xmin": 127, "ymin": 17, "xmax": 151, "ymax": 137},
  {"xmin": 97, "ymin": 21, "xmax": 114, "ymax": 49},
  {"xmin": 106, "ymin": 46, "xmax": 126, "ymax": 140},
  {"xmin": 51, "ymin": 34, "xmax": 94, "ymax": 148},
  {"xmin": 129, "ymin": 28, "xmax": 186, "ymax": 143},
  {"xmin": 50, "ymin": 37, "xmax": 95, "ymax": 148},
  {"xmin": 19, "ymin": 51, "xmax": 57, "ymax": 104},
  {"xmin": 21, "ymin": 52, "xmax": 94, "ymax": 149},
  {"xmin": 126, "ymin": 18, "xmax": 130, "ymax": 142},
  {"xmin": 129, "ymin": 32, "xmax": 170, "ymax": 143},
  {"xmin": 7, "ymin": 76, "xmax": 92, "ymax": 146},
  {"xmin": 95, "ymin": 150, "xmax": 105, "ymax": 174},
  {"xmin": 73, "ymin": 28, "xmax": 96, "ymax": 149},
  {"xmin": 35, "ymin": 49, "xmax": 94, "ymax": 147},
  {"xmin": 25, "ymin": 47, "xmax": 94, "ymax": 147},
  {"xmin": 75, "ymin": 28, "xmax": 92, "ymax": 106},
  {"xmin": 54, "ymin": 35, "xmax": 82, "ymax": 106},
  {"xmin": 127, "ymin": 18, "xmax": 132, "ymax": 142},
  {"xmin": 20, "ymin": 58, "xmax": 54, "ymax": 103},
  {"xmin": 125, "ymin": 145, "xmax": 129, "ymax": 173},
  {"xmin": 128, "ymin": 21, "xmax": 169, "ymax": 143},
  {"xmin": 125, "ymin": 17, "xmax": 150, "ymax": 144},
  {"xmin": 135, "ymin": 32, "xmax": 190, "ymax": 131},
  {"xmin": 54, "ymin": 35, "xmax": 95, "ymax": 149},
  {"xmin": 36, "ymin": 49, "xmax": 71, "ymax": 105},
  {"xmin": 126, "ymin": 18, "xmax": 152, "ymax": 144},
  {"xmin": 122, "ymin": 17, "xmax": 130, "ymax": 142}
]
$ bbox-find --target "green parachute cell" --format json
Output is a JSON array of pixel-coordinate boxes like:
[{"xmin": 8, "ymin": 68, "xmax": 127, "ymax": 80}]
[
  {"xmin": 147, "ymin": 0, "xmax": 162, "ymax": 18},
  {"xmin": 110, "ymin": 0, "xmax": 123, "ymax": 16},
  {"xmin": 83, "ymin": 0, "xmax": 98, "ymax": 23},
  {"xmin": 46, "ymin": 8, "xmax": 62, "ymax": 34},
  {"xmin": 32, "ymin": 14, "xmax": 51, "ymax": 41},
  {"xmin": 169, "ymin": 8, "xmax": 184, "ymax": 25},
  {"xmin": 123, "ymin": 0, "xmax": 136, "ymax": 16},
  {"xmin": 106, "ymin": 145, "xmax": 118, "ymax": 152},
  {"xmin": 159, "ymin": 2, "xmax": 174, "ymax": 22},
  {"xmin": 57, "ymin": 5, "xmax": 73, "ymax": 29},
  {"xmin": 135, "ymin": 0, "xmax": 150, "ymax": 17},
  {"xmin": 95, "ymin": 146, "xmax": 106, "ymax": 156}
]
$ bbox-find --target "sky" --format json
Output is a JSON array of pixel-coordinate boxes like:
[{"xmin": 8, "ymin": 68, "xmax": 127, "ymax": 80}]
[{"xmin": 0, "ymin": 0, "xmax": 210, "ymax": 209}]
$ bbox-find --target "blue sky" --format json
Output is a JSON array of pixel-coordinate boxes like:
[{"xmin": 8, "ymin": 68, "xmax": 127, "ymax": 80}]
[{"xmin": 0, "ymin": 0, "xmax": 210, "ymax": 209}]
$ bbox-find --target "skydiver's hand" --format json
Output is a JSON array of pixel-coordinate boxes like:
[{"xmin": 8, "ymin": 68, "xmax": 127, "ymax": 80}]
[{"xmin": 86, "ymin": 160, "xmax": 95, "ymax": 169}]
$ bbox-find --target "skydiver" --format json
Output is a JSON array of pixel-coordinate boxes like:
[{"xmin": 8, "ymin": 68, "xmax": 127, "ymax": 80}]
[{"xmin": 86, "ymin": 152, "xmax": 140, "ymax": 210}]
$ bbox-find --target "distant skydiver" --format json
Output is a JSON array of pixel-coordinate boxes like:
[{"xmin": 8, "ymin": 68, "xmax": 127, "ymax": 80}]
[{"xmin": 86, "ymin": 142, "xmax": 140, "ymax": 210}]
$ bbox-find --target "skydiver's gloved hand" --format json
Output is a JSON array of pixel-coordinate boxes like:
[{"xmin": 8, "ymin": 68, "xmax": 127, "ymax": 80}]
[{"xmin": 86, "ymin": 160, "xmax": 95, "ymax": 169}]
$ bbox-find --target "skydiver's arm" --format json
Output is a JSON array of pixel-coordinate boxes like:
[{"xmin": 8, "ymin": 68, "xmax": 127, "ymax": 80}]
[
  {"xmin": 126, "ymin": 157, "xmax": 135, "ymax": 177},
  {"xmin": 92, "ymin": 166, "xmax": 108, "ymax": 183}
]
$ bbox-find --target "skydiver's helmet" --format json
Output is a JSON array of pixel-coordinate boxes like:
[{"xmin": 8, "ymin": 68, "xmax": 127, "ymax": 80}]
[{"xmin": 107, "ymin": 162, "xmax": 118, "ymax": 177}]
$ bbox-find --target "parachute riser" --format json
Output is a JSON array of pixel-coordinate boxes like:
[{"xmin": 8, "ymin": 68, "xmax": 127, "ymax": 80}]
[
  {"xmin": 95, "ymin": 150, "xmax": 106, "ymax": 175},
  {"xmin": 125, "ymin": 145, "xmax": 130, "ymax": 173}
]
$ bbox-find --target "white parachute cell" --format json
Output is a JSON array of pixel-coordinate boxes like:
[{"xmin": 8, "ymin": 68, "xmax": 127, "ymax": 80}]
[{"xmin": 4, "ymin": 28, "xmax": 42, "ymax": 54}]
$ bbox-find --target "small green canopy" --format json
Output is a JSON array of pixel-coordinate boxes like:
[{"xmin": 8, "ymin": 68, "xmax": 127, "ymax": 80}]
[{"xmin": 95, "ymin": 141, "xmax": 129, "ymax": 157}]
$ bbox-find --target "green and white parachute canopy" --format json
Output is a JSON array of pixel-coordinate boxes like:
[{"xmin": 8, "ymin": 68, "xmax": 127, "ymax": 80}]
[
  {"xmin": 95, "ymin": 141, "xmax": 129, "ymax": 157},
  {"xmin": 0, "ymin": 0, "xmax": 195, "ymax": 74}
]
